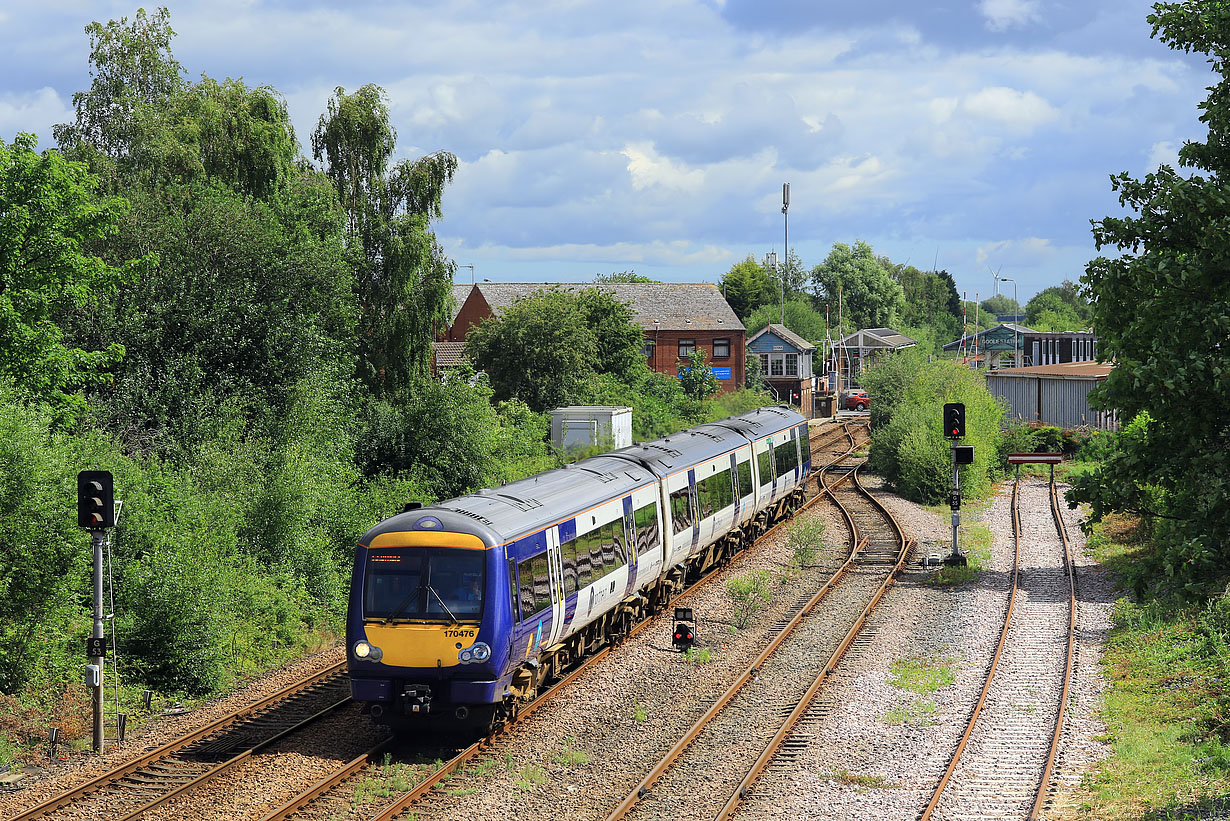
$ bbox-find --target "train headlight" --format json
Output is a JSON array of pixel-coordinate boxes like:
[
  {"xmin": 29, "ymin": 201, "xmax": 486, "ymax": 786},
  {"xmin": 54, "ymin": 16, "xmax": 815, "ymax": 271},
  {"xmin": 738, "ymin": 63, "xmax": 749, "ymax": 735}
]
[
  {"xmin": 353, "ymin": 641, "xmax": 383, "ymax": 662},
  {"xmin": 470, "ymin": 642, "xmax": 491, "ymax": 662},
  {"xmin": 459, "ymin": 649, "xmax": 473, "ymax": 662}
]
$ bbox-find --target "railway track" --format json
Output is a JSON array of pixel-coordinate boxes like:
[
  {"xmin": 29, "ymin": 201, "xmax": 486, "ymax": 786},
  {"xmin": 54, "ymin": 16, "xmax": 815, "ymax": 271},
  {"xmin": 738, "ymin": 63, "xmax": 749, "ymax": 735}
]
[
  {"xmin": 603, "ymin": 450, "xmax": 910, "ymax": 821},
  {"xmin": 253, "ymin": 419, "xmax": 871, "ymax": 821},
  {"xmin": 919, "ymin": 476, "xmax": 1077, "ymax": 821},
  {"xmin": 9, "ymin": 663, "xmax": 350, "ymax": 821}
]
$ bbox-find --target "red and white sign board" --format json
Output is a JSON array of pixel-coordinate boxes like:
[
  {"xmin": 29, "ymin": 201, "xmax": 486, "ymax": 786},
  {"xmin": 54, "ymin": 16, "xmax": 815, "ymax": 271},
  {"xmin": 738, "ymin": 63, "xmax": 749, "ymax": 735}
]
[{"xmin": 1007, "ymin": 452, "xmax": 1062, "ymax": 464}]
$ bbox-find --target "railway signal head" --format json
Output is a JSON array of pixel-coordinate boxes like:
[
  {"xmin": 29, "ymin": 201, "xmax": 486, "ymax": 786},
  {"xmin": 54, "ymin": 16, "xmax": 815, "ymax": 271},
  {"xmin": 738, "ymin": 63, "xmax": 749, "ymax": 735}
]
[
  {"xmin": 672, "ymin": 607, "xmax": 695, "ymax": 651},
  {"xmin": 943, "ymin": 403, "xmax": 965, "ymax": 439},
  {"xmin": 77, "ymin": 470, "xmax": 114, "ymax": 530}
]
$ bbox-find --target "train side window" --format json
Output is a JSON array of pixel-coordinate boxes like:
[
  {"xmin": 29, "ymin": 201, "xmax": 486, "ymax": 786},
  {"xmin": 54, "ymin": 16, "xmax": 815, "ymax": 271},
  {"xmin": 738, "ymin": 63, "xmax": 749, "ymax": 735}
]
[
  {"xmin": 575, "ymin": 532, "xmax": 592, "ymax": 588},
  {"xmin": 615, "ymin": 514, "xmax": 629, "ymax": 565},
  {"xmin": 561, "ymin": 537, "xmax": 579, "ymax": 595},
  {"xmin": 737, "ymin": 459, "xmax": 753, "ymax": 499},
  {"xmin": 508, "ymin": 555, "xmax": 520, "ymax": 622},
  {"xmin": 710, "ymin": 468, "xmax": 733, "ymax": 511},
  {"xmin": 774, "ymin": 440, "xmax": 797, "ymax": 476},
  {"xmin": 799, "ymin": 426, "xmax": 811, "ymax": 464},
  {"xmin": 519, "ymin": 553, "xmax": 551, "ymax": 616},
  {"xmin": 670, "ymin": 487, "xmax": 692, "ymax": 534},
  {"xmin": 757, "ymin": 445, "xmax": 774, "ymax": 485},
  {"xmin": 590, "ymin": 524, "xmax": 608, "ymax": 584},
  {"xmin": 696, "ymin": 475, "xmax": 715, "ymax": 518},
  {"xmin": 635, "ymin": 501, "xmax": 660, "ymax": 556}
]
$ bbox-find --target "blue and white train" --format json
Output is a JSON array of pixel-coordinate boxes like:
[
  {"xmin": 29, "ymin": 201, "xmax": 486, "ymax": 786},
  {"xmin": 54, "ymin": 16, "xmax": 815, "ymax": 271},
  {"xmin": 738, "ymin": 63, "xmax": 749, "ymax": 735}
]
[{"xmin": 346, "ymin": 406, "xmax": 811, "ymax": 727}]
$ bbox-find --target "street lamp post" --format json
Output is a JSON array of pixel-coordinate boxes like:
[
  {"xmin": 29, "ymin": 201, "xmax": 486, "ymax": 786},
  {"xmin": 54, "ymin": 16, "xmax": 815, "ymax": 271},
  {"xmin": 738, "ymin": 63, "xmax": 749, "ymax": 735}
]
[
  {"xmin": 1001, "ymin": 276, "xmax": 1018, "ymax": 367},
  {"xmin": 781, "ymin": 182, "xmax": 789, "ymax": 328}
]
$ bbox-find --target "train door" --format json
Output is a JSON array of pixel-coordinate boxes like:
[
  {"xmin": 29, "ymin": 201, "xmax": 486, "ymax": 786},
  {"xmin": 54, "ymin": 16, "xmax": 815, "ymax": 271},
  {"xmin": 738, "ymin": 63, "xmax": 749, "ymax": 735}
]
[{"xmin": 544, "ymin": 528, "xmax": 567, "ymax": 647}]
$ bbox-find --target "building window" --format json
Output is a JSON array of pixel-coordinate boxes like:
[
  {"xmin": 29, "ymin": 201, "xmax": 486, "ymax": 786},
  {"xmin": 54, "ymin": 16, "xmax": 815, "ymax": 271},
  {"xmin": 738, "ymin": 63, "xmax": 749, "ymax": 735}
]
[
  {"xmin": 785, "ymin": 353, "xmax": 798, "ymax": 377},
  {"xmin": 643, "ymin": 339, "xmax": 656, "ymax": 359},
  {"xmin": 770, "ymin": 355, "xmax": 784, "ymax": 377},
  {"xmin": 759, "ymin": 354, "xmax": 769, "ymax": 375},
  {"xmin": 678, "ymin": 339, "xmax": 696, "ymax": 358},
  {"xmin": 713, "ymin": 338, "xmax": 730, "ymax": 358}
]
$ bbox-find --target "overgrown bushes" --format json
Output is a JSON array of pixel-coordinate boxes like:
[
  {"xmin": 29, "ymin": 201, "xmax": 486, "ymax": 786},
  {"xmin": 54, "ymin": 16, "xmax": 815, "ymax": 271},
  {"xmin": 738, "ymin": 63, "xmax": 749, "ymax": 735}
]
[{"xmin": 861, "ymin": 350, "xmax": 1004, "ymax": 504}]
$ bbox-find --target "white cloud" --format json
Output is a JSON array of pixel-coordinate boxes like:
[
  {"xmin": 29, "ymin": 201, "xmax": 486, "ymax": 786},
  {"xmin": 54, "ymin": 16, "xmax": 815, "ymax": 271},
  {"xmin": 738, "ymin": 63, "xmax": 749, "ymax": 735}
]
[
  {"xmin": 1147, "ymin": 139, "xmax": 1181, "ymax": 170},
  {"xmin": 963, "ymin": 86, "xmax": 1060, "ymax": 133},
  {"xmin": 0, "ymin": 87, "xmax": 71, "ymax": 143},
  {"xmin": 976, "ymin": 237, "xmax": 1057, "ymax": 268},
  {"xmin": 621, "ymin": 142, "xmax": 705, "ymax": 192},
  {"xmin": 979, "ymin": 0, "xmax": 1041, "ymax": 32}
]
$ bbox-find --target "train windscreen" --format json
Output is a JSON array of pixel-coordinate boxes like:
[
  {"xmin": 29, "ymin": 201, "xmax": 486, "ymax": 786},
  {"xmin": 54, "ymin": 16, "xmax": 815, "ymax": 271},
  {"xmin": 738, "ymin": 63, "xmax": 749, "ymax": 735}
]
[{"xmin": 364, "ymin": 547, "xmax": 484, "ymax": 622}]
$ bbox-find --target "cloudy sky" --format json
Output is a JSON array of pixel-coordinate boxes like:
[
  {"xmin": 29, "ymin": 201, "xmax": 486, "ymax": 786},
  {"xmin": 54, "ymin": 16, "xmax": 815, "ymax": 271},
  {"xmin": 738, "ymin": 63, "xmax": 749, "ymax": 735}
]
[{"xmin": 0, "ymin": 0, "xmax": 1213, "ymax": 303}]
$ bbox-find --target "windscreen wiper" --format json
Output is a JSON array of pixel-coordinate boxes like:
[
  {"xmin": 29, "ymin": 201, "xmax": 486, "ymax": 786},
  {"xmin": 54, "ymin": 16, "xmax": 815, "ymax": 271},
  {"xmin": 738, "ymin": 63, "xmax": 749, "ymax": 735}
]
[
  {"xmin": 426, "ymin": 585, "xmax": 460, "ymax": 624},
  {"xmin": 380, "ymin": 584, "xmax": 423, "ymax": 624}
]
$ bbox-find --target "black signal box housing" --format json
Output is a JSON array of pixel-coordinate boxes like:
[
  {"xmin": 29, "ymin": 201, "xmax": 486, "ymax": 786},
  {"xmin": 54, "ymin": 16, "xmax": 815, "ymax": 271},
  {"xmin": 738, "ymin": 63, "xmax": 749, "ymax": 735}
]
[{"xmin": 943, "ymin": 403, "xmax": 966, "ymax": 439}]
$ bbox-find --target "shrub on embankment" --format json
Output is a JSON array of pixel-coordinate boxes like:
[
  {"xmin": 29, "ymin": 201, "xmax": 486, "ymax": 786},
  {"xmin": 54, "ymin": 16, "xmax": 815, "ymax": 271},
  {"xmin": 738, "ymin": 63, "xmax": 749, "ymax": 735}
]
[{"xmin": 859, "ymin": 350, "xmax": 1003, "ymax": 504}]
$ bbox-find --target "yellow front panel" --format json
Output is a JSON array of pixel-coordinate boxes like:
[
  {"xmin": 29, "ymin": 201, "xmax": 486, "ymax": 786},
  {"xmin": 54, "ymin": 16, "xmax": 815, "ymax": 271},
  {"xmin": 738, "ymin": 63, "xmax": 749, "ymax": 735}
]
[{"xmin": 363, "ymin": 623, "xmax": 481, "ymax": 668}]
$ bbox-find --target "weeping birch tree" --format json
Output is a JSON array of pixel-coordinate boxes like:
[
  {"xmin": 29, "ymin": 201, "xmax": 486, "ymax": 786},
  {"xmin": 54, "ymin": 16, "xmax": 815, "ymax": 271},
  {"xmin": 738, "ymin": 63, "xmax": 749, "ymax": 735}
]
[{"xmin": 312, "ymin": 85, "xmax": 458, "ymax": 395}]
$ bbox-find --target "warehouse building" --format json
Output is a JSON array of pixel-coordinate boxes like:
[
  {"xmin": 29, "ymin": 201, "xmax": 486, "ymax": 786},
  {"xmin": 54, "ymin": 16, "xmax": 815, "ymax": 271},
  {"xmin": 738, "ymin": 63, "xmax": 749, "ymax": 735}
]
[{"xmin": 986, "ymin": 360, "xmax": 1117, "ymax": 430}]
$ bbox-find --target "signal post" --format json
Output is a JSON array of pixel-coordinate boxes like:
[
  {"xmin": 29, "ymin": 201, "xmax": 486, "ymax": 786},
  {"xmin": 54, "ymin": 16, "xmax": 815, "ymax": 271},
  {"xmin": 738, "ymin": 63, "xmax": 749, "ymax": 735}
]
[
  {"xmin": 943, "ymin": 404, "xmax": 974, "ymax": 566},
  {"xmin": 77, "ymin": 470, "xmax": 115, "ymax": 754}
]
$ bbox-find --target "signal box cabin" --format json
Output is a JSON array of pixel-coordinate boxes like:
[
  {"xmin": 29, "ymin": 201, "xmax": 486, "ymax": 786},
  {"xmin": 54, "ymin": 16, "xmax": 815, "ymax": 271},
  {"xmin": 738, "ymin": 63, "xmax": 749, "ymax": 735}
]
[
  {"xmin": 443, "ymin": 282, "xmax": 746, "ymax": 394},
  {"xmin": 746, "ymin": 324, "xmax": 815, "ymax": 418}
]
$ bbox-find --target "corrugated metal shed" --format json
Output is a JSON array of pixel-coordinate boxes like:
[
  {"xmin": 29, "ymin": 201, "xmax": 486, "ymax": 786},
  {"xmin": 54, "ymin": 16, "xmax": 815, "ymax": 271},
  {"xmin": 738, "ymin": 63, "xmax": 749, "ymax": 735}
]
[{"xmin": 986, "ymin": 361, "xmax": 1118, "ymax": 430}]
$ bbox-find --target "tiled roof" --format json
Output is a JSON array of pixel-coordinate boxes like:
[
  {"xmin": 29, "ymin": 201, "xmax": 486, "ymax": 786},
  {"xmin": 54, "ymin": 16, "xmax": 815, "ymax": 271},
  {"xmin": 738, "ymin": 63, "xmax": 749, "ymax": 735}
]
[
  {"xmin": 747, "ymin": 323, "xmax": 816, "ymax": 352},
  {"xmin": 449, "ymin": 284, "xmax": 473, "ymax": 324},
  {"xmin": 433, "ymin": 341, "xmax": 468, "ymax": 369},
  {"xmin": 473, "ymin": 282, "xmax": 743, "ymax": 332}
]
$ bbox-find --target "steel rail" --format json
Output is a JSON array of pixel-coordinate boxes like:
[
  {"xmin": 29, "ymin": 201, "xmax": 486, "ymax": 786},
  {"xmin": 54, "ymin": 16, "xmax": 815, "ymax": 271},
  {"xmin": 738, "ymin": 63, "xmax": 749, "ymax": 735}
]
[
  {"xmin": 1030, "ymin": 480, "xmax": 1077, "ymax": 819},
  {"xmin": 352, "ymin": 421, "xmax": 873, "ymax": 821},
  {"xmin": 11, "ymin": 662, "xmax": 347, "ymax": 821},
  {"xmin": 256, "ymin": 737, "xmax": 397, "ymax": 821},
  {"xmin": 918, "ymin": 476, "xmax": 1077, "ymax": 821},
  {"xmin": 714, "ymin": 466, "xmax": 911, "ymax": 821},
  {"xmin": 918, "ymin": 479, "xmax": 1023, "ymax": 821},
  {"xmin": 604, "ymin": 527, "xmax": 864, "ymax": 820},
  {"xmin": 113, "ymin": 694, "xmax": 353, "ymax": 821}
]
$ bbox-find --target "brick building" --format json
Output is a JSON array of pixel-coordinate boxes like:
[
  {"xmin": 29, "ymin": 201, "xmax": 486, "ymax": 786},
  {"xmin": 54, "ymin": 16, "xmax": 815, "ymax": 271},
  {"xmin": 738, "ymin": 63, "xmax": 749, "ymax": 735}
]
[{"xmin": 441, "ymin": 282, "xmax": 746, "ymax": 393}]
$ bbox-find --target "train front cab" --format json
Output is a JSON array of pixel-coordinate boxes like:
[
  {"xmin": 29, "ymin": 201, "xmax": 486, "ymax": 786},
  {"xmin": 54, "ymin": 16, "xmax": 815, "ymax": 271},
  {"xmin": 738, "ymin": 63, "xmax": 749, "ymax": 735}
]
[{"xmin": 347, "ymin": 518, "xmax": 511, "ymax": 725}]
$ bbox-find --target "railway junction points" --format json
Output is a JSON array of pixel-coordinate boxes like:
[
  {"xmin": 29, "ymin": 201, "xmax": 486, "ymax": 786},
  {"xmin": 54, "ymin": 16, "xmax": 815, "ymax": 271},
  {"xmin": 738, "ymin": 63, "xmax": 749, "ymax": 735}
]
[{"xmin": 0, "ymin": 418, "xmax": 1115, "ymax": 821}]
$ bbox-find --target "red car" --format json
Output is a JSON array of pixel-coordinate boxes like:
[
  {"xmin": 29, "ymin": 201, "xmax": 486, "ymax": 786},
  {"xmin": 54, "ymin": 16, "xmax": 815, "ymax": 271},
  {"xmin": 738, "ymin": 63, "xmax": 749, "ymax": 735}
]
[{"xmin": 842, "ymin": 390, "xmax": 869, "ymax": 411}]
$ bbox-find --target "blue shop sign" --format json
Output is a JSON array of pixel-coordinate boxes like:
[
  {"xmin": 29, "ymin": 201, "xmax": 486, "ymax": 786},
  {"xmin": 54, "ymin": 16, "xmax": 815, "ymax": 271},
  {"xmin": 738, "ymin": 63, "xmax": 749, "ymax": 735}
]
[{"xmin": 712, "ymin": 367, "xmax": 732, "ymax": 380}]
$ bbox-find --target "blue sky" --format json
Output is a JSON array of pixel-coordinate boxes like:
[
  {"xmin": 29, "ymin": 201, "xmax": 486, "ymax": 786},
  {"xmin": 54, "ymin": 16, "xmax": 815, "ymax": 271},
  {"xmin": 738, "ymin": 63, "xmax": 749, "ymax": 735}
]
[{"xmin": 0, "ymin": 0, "xmax": 1213, "ymax": 304}]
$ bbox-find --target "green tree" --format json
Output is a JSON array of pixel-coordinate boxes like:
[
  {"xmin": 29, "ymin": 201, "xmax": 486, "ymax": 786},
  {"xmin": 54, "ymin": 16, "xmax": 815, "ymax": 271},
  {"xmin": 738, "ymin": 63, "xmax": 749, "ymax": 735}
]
[
  {"xmin": 576, "ymin": 287, "xmax": 645, "ymax": 380},
  {"xmin": 0, "ymin": 134, "xmax": 147, "ymax": 422},
  {"xmin": 466, "ymin": 286, "xmax": 646, "ymax": 412},
  {"xmin": 861, "ymin": 349, "xmax": 1004, "ymax": 503},
  {"xmin": 52, "ymin": 6, "xmax": 184, "ymax": 166},
  {"xmin": 312, "ymin": 84, "xmax": 457, "ymax": 395},
  {"xmin": 720, "ymin": 255, "xmax": 777, "ymax": 320},
  {"xmin": 893, "ymin": 264, "xmax": 961, "ymax": 344},
  {"xmin": 594, "ymin": 271, "xmax": 656, "ymax": 283},
  {"xmin": 1068, "ymin": 1, "xmax": 1230, "ymax": 593},
  {"xmin": 678, "ymin": 348, "xmax": 719, "ymax": 400},
  {"xmin": 467, "ymin": 288, "xmax": 598, "ymax": 412},
  {"xmin": 979, "ymin": 293, "xmax": 1020, "ymax": 318},
  {"xmin": 745, "ymin": 298, "xmax": 827, "ymax": 347},
  {"xmin": 1026, "ymin": 282, "xmax": 1090, "ymax": 330},
  {"xmin": 811, "ymin": 241, "xmax": 907, "ymax": 330}
]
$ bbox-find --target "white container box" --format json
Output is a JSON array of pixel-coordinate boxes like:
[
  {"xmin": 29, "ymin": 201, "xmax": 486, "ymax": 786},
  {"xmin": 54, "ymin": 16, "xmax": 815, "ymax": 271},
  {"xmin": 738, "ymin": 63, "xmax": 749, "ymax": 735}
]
[{"xmin": 550, "ymin": 406, "xmax": 633, "ymax": 452}]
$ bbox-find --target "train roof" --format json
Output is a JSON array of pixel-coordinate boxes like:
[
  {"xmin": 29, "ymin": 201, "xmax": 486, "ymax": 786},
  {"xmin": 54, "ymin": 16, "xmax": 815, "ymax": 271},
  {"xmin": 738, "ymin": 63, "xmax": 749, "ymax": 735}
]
[
  {"xmin": 710, "ymin": 405, "xmax": 805, "ymax": 440},
  {"xmin": 360, "ymin": 454, "xmax": 655, "ymax": 548},
  {"xmin": 608, "ymin": 423, "xmax": 747, "ymax": 476}
]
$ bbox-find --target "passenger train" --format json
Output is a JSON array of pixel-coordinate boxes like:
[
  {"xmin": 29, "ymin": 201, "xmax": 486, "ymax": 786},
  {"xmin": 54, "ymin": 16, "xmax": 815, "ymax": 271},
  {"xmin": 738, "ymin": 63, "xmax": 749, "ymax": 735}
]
[{"xmin": 346, "ymin": 406, "xmax": 812, "ymax": 727}]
